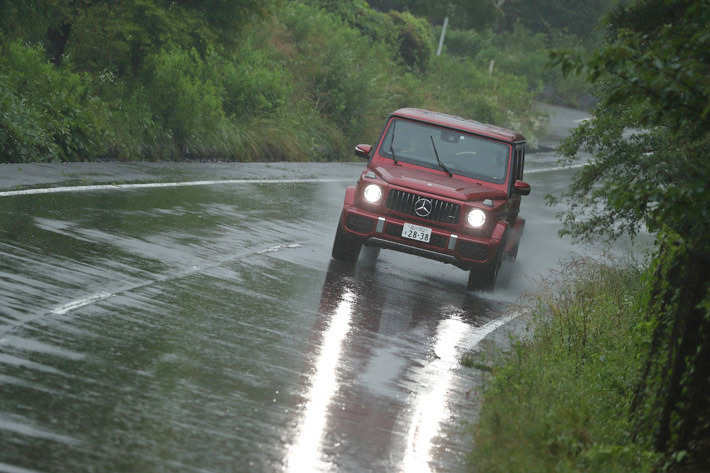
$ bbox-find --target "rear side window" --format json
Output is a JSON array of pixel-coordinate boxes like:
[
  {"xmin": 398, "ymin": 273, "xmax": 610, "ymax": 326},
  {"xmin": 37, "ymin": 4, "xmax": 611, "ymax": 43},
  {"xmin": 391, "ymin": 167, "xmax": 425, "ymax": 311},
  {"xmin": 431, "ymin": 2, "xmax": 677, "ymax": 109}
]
[{"xmin": 512, "ymin": 147, "xmax": 525, "ymax": 181}]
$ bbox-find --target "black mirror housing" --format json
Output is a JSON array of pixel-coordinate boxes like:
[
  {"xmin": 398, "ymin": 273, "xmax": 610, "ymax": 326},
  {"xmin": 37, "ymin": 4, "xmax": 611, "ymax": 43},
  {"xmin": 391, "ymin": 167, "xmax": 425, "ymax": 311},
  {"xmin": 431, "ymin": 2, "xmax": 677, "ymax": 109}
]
[{"xmin": 513, "ymin": 180, "xmax": 531, "ymax": 196}]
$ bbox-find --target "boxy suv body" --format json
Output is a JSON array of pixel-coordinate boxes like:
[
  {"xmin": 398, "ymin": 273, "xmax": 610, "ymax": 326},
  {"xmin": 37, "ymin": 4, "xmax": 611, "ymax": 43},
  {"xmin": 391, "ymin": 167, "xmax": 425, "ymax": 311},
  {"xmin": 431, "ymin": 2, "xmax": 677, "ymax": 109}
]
[{"xmin": 332, "ymin": 108, "xmax": 531, "ymax": 290}]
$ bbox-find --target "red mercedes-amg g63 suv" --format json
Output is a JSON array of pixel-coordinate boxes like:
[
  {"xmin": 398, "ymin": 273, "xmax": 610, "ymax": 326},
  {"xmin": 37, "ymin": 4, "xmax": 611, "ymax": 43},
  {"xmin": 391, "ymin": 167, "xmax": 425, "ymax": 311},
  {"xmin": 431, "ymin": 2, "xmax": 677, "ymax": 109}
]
[{"xmin": 332, "ymin": 108, "xmax": 531, "ymax": 291}]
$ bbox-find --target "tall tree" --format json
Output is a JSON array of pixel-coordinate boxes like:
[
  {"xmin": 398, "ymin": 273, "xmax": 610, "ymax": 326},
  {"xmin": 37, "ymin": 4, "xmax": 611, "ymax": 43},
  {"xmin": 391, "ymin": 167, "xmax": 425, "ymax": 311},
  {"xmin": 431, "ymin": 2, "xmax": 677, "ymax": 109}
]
[
  {"xmin": 0, "ymin": 0, "xmax": 278, "ymax": 69},
  {"xmin": 501, "ymin": 0, "xmax": 613, "ymax": 38},
  {"xmin": 366, "ymin": 0, "xmax": 502, "ymax": 29},
  {"xmin": 550, "ymin": 0, "xmax": 710, "ymax": 467},
  {"xmin": 549, "ymin": 0, "xmax": 710, "ymax": 248}
]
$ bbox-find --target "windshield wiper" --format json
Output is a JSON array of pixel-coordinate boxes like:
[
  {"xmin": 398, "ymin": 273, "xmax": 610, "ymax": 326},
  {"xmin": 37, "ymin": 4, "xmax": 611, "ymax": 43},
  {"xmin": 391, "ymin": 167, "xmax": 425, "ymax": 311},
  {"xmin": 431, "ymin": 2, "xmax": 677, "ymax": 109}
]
[
  {"xmin": 430, "ymin": 136, "xmax": 452, "ymax": 177},
  {"xmin": 390, "ymin": 120, "xmax": 399, "ymax": 165}
]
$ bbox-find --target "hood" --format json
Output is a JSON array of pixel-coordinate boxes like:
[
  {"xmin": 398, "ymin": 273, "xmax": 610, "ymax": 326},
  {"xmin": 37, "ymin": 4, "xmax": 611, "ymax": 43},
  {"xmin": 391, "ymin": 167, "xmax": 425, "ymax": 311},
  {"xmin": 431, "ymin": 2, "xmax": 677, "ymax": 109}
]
[{"xmin": 373, "ymin": 163, "xmax": 507, "ymax": 201}]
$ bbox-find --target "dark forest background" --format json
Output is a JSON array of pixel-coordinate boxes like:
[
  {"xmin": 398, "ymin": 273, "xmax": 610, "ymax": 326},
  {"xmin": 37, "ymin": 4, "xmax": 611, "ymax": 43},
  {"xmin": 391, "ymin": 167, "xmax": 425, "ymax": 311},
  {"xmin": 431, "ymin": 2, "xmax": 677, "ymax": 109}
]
[{"xmin": 0, "ymin": 0, "xmax": 607, "ymax": 163}]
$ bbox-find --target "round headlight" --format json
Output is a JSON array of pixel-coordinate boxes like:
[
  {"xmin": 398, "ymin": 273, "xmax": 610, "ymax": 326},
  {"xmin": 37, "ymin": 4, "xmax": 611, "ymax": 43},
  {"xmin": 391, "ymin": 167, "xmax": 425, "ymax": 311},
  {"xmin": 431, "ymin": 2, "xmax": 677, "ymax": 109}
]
[
  {"xmin": 467, "ymin": 209, "xmax": 486, "ymax": 228},
  {"xmin": 363, "ymin": 184, "xmax": 383, "ymax": 203}
]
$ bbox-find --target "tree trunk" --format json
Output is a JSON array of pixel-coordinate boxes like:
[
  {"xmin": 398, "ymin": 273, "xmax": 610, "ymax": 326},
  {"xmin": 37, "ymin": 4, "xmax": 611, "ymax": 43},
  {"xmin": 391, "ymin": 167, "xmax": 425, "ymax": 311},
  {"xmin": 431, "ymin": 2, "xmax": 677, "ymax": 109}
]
[
  {"xmin": 632, "ymin": 236, "xmax": 710, "ymax": 467},
  {"xmin": 47, "ymin": 20, "xmax": 72, "ymax": 66}
]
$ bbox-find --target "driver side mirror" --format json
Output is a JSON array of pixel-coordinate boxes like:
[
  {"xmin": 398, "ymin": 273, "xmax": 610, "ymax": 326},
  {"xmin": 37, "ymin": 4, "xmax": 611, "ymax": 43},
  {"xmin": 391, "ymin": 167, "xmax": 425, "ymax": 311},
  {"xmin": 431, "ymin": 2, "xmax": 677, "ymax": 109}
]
[
  {"xmin": 513, "ymin": 180, "xmax": 531, "ymax": 196},
  {"xmin": 355, "ymin": 144, "xmax": 372, "ymax": 159}
]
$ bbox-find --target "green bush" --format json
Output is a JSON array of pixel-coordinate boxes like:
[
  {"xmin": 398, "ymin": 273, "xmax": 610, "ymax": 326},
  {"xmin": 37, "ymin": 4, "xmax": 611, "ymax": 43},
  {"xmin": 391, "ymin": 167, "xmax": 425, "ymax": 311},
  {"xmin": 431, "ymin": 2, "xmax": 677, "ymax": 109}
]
[
  {"xmin": 0, "ymin": 2, "xmax": 561, "ymax": 162},
  {"xmin": 469, "ymin": 257, "xmax": 660, "ymax": 472},
  {"xmin": 389, "ymin": 11, "xmax": 434, "ymax": 72},
  {"xmin": 422, "ymin": 54, "xmax": 545, "ymax": 148},
  {"xmin": 301, "ymin": 0, "xmax": 398, "ymax": 45},
  {"xmin": 437, "ymin": 23, "xmax": 592, "ymax": 108},
  {"xmin": 301, "ymin": 0, "xmax": 434, "ymax": 72},
  {"xmin": 214, "ymin": 43, "xmax": 292, "ymax": 119},
  {"xmin": 278, "ymin": 3, "xmax": 399, "ymax": 143},
  {"xmin": 474, "ymin": 24, "xmax": 547, "ymax": 92},
  {"xmin": 141, "ymin": 46, "xmax": 227, "ymax": 154},
  {"xmin": 0, "ymin": 77, "xmax": 56, "ymax": 162},
  {"xmin": 438, "ymin": 27, "xmax": 490, "ymax": 58},
  {"xmin": 63, "ymin": 4, "xmax": 135, "ymax": 77},
  {"xmin": 0, "ymin": 40, "xmax": 110, "ymax": 163}
]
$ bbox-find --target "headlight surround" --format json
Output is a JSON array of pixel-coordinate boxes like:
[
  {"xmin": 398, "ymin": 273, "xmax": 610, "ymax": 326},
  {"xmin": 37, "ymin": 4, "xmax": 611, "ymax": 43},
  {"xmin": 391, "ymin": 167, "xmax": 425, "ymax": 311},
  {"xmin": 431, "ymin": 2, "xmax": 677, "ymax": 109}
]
[
  {"xmin": 467, "ymin": 208, "xmax": 486, "ymax": 228},
  {"xmin": 363, "ymin": 184, "xmax": 383, "ymax": 203}
]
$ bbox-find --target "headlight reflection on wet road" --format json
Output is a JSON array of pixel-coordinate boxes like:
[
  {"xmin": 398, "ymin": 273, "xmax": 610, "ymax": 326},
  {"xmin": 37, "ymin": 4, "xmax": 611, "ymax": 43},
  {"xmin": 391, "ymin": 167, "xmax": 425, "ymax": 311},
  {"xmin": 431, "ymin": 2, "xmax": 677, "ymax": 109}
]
[
  {"xmin": 402, "ymin": 316, "xmax": 470, "ymax": 473},
  {"xmin": 401, "ymin": 310, "xmax": 523, "ymax": 473},
  {"xmin": 285, "ymin": 288, "xmax": 356, "ymax": 472}
]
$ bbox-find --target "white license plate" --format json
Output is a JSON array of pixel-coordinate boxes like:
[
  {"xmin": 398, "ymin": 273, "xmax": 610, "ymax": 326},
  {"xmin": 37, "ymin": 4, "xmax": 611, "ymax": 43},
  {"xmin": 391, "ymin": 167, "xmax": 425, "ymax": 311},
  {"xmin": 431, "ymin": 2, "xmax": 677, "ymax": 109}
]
[{"xmin": 402, "ymin": 223, "xmax": 432, "ymax": 243}]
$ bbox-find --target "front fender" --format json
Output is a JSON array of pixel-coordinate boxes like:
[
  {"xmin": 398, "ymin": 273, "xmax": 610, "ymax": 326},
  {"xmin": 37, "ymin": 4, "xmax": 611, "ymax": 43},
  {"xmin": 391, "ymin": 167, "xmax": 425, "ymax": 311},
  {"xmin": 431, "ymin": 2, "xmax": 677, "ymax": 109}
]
[
  {"xmin": 343, "ymin": 186, "xmax": 357, "ymax": 206},
  {"xmin": 491, "ymin": 220, "xmax": 509, "ymax": 245}
]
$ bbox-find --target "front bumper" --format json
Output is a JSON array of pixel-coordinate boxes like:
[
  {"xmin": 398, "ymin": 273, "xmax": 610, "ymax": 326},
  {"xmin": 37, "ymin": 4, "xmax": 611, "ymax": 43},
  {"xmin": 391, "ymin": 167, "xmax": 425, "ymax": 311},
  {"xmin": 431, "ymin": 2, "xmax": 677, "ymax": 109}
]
[{"xmin": 341, "ymin": 206, "xmax": 500, "ymax": 270}]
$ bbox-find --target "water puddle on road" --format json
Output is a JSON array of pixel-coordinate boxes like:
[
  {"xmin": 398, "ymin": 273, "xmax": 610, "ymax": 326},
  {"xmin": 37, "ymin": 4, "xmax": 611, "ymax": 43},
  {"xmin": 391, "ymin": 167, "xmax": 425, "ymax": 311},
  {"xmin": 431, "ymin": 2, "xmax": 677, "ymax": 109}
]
[{"xmin": 279, "ymin": 260, "xmax": 514, "ymax": 472}]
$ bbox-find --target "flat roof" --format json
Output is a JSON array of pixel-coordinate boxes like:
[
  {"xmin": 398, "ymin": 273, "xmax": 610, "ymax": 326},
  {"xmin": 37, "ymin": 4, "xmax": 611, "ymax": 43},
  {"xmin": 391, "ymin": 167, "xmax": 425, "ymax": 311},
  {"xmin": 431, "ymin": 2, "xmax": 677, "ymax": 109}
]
[{"xmin": 391, "ymin": 108, "xmax": 525, "ymax": 143}]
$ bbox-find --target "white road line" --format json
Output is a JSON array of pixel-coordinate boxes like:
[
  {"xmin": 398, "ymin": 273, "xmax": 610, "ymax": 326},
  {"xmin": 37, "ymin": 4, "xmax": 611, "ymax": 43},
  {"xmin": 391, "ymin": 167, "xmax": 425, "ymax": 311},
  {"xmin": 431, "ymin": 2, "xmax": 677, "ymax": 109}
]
[
  {"xmin": 401, "ymin": 309, "xmax": 525, "ymax": 470},
  {"xmin": 256, "ymin": 244, "xmax": 303, "ymax": 255},
  {"xmin": 43, "ymin": 242, "xmax": 304, "ymax": 318},
  {"xmin": 465, "ymin": 309, "xmax": 524, "ymax": 347},
  {"xmin": 526, "ymin": 163, "xmax": 587, "ymax": 174},
  {"xmin": 0, "ymin": 178, "xmax": 352, "ymax": 198},
  {"xmin": 51, "ymin": 292, "xmax": 113, "ymax": 315},
  {"xmin": 0, "ymin": 165, "xmax": 586, "ymax": 198}
]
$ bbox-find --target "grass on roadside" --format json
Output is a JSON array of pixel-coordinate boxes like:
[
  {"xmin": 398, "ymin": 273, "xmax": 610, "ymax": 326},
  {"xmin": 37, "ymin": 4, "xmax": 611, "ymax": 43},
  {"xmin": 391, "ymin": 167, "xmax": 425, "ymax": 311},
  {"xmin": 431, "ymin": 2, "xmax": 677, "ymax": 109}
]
[{"xmin": 468, "ymin": 255, "xmax": 660, "ymax": 473}]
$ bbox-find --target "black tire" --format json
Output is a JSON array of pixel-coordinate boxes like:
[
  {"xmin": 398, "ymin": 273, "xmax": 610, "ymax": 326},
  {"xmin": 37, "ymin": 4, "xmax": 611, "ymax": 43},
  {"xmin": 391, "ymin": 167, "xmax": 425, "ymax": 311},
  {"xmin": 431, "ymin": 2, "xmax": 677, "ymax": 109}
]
[
  {"xmin": 331, "ymin": 219, "xmax": 362, "ymax": 264},
  {"xmin": 467, "ymin": 259, "xmax": 500, "ymax": 291},
  {"xmin": 507, "ymin": 240, "xmax": 519, "ymax": 261}
]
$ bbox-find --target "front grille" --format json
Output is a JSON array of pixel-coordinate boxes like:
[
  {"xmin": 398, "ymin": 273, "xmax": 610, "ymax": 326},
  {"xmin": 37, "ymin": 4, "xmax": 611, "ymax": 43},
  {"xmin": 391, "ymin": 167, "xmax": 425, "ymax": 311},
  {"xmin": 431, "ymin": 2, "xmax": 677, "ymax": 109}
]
[
  {"xmin": 384, "ymin": 223, "xmax": 447, "ymax": 248},
  {"xmin": 346, "ymin": 214, "xmax": 375, "ymax": 234},
  {"xmin": 458, "ymin": 240, "xmax": 489, "ymax": 262},
  {"xmin": 385, "ymin": 189, "xmax": 460, "ymax": 224}
]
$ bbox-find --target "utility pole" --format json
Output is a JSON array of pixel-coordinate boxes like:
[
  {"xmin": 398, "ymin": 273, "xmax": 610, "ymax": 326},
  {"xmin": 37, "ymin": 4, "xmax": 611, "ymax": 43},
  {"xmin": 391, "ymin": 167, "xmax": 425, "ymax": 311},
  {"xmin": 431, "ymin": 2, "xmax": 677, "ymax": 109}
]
[{"xmin": 436, "ymin": 16, "xmax": 449, "ymax": 56}]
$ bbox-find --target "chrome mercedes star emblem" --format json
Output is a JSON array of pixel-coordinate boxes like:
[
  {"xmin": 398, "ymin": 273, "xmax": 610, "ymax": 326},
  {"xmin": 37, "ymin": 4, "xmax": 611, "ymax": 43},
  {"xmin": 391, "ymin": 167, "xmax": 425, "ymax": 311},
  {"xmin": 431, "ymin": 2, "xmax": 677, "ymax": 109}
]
[{"xmin": 414, "ymin": 198, "xmax": 433, "ymax": 217}]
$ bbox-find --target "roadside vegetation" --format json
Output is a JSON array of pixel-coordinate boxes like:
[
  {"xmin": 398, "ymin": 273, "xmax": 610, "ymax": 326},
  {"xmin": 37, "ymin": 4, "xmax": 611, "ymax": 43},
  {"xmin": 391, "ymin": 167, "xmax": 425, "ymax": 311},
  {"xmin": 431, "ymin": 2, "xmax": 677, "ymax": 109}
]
[
  {"xmin": 471, "ymin": 256, "xmax": 660, "ymax": 472},
  {"xmin": 4, "ymin": 1, "xmax": 707, "ymax": 472},
  {"xmin": 0, "ymin": 0, "xmax": 603, "ymax": 163},
  {"xmin": 469, "ymin": 0, "xmax": 709, "ymax": 471}
]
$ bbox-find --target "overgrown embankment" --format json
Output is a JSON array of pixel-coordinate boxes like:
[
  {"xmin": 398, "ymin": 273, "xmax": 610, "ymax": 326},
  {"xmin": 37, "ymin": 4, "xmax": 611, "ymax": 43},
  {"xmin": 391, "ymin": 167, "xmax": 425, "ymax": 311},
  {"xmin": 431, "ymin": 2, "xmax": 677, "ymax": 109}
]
[
  {"xmin": 1, "ymin": 0, "xmax": 594, "ymax": 164},
  {"xmin": 468, "ymin": 256, "xmax": 658, "ymax": 472},
  {"xmin": 468, "ymin": 238, "xmax": 710, "ymax": 472}
]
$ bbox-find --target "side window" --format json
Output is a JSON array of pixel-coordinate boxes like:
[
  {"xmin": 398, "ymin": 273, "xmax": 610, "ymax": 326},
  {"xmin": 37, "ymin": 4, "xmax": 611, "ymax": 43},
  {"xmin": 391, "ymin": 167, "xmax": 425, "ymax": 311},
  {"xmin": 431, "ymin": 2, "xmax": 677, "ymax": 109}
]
[{"xmin": 514, "ymin": 148, "xmax": 525, "ymax": 180}]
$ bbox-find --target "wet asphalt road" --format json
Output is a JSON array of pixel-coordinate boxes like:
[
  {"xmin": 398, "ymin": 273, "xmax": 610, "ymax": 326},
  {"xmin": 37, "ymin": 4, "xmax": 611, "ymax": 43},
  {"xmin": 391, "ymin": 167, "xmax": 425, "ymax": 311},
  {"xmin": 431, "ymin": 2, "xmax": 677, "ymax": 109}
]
[{"xmin": 0, "ymin": 105, "xmax": 602, "ymax": 473}]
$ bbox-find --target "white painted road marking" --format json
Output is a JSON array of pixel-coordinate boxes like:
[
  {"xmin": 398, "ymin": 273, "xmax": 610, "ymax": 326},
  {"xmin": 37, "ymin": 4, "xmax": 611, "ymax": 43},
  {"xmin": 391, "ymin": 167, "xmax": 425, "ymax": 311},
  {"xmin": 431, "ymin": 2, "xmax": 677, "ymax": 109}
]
[
  {"xmin": 464, "ymin": 309, "xmax": 524, "ymax": 346},
  {"xmin": 42, "ymin": 243, "xmax": 305, "ymax": 319},
  {"xmin": 0, "ymin": 164, "xmax": 587, "ymax": 198},
  {"xmin": 256, "ymin": 244, "xmax": 303, "ymax": 255},
  {"xmin": 51, "ymin": 292, "xmax": 113, "ymax": 315},
  {"xmin": 526, "ymin": 163, "xmax": 587, "ymax": 174},
  {"xmin": 0, "ymin": 178, "xmax": 352, "ymax": 198}
]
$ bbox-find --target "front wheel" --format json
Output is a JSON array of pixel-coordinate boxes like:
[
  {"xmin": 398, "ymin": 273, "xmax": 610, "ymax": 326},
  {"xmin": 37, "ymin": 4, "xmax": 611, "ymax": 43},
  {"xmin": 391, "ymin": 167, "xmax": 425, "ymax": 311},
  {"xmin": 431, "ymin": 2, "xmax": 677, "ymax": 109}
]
[
  {"xmin": 467, "ymin": 260, "xmax": 500, "ymax": 292},
  {"xmin": 506, "ymin": 240, "xmax": 519, "ymax": 261},
  {"xmin": 331, "ymin": 219, "xmax": 362, "ymax": 264},
  {"xmin": 467, "ymin": 239, "xmax": 504, "ymax": 292}
]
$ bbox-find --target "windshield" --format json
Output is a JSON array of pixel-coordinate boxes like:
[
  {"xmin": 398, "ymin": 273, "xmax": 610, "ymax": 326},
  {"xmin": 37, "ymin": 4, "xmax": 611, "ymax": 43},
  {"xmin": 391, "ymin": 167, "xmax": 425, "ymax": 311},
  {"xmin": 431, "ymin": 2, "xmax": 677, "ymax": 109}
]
[{"xmin": 379, "ymin": 118, "xmax": 510, "ymax": 184}]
